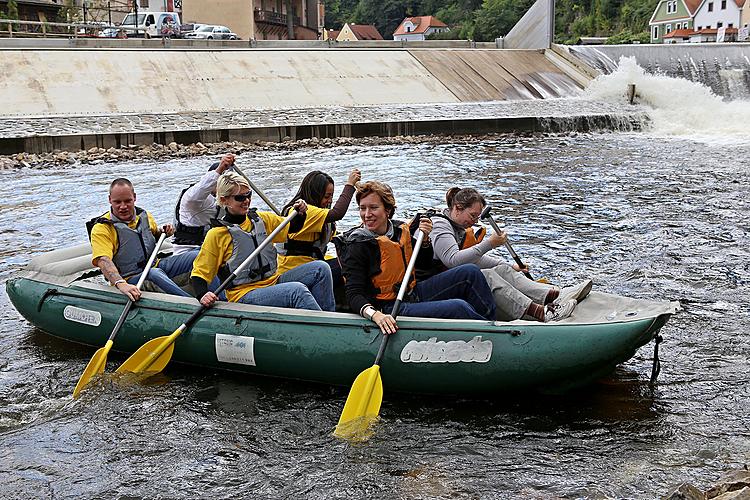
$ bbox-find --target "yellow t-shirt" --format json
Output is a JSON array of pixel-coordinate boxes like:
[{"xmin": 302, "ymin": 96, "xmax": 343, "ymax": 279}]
[
  {"xmin": 191, "ymin": 211, "xmax": 293, "ymax": 303},
  {"xmin": 276, "ymin": 205, "xmax": 330, "ymax": 274},
  {"xmin": 90, "ymin": 211, "xmax": 159, "ymax": 277}
]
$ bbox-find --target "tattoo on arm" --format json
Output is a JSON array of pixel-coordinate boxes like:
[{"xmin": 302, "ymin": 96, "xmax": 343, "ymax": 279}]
[{"xmin": 95, "ymin": 257, "xmax": 122, "ymax": 284}]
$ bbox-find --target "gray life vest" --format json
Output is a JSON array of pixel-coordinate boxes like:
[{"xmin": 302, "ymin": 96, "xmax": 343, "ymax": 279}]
[
  {"xmin": 91, "ymin": 207, "xmax": 156, "ymax": 278},
  {"xmin": 217, "ymin": 209, "xmax": 278, "ymax": 286},
  {"xmin": 275, "ymin": 220, "xmax": 333, "ymax": 260}
]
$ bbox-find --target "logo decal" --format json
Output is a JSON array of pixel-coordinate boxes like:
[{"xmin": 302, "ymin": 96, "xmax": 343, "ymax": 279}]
[
  {"xmin": 215, "ymin": 333, "xmax": 256, "ymax": 366},
  {"xmin": 400, "ymin": 336, "xmax": 492, "ymax": 363},
  {"xmin": 63, "ymin": 306, "xmax": 101, "ymax": 326}
]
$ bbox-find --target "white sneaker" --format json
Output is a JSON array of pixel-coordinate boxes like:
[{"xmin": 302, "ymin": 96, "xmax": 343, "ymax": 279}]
[
  {"xmin": 555, "ymin": 279, "xmax": 593, "ymax": 305},
  {"xmin": 544, "ymin": 299, "xmax": 577, "ymax": 322}
]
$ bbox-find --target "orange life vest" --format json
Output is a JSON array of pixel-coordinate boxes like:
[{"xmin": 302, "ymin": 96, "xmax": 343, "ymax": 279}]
[
  {"xmin": 461, "ymin": 226, "xmax": 486, "ymax": 249},
  {"xmin": 372, "ymin": 223, "xmax": 417, "ymax": 301}
]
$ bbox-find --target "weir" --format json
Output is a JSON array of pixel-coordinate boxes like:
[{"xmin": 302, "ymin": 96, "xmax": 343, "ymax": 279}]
[{"xmin": 567, "ymin": 43, "xmax": 750, "ymax": 101}]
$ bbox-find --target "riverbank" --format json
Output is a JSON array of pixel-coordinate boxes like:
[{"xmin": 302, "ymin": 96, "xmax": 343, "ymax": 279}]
[{"xmin": 0, "ymin": 131, "xmax": 590, "ymax": 170}]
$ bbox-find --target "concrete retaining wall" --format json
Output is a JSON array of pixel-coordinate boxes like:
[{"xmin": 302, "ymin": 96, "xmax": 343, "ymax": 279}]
[{"xmin": 0, "ymin": 46, "xmax": 586, "ymax": 118}]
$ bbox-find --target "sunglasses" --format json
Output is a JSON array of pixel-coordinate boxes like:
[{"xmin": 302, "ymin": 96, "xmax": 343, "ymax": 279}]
[{"xmin": 232, "ymin": 192, "xmax": 252, "ymax": 202}]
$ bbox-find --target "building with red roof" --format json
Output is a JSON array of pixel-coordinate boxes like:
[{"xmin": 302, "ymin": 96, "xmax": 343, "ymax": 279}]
[
  {"xmin": 392, "ymin": 16, "xmax": 448, "ymax": 41},
  {"xmin": 335, "ymin": 23, "xmax": 383, "ymax": 41}
]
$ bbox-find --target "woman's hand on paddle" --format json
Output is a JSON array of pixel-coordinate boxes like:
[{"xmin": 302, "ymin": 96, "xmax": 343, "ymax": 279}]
[
  {"xmin": 217, "ymin": 153, "xmax": 236, "ymax": 174},
  {"xmin": 199, "ymin": 291, "xmax": 218, "ymax": 307},
  {"xmin": 372, "ymin": 311, "xmax": 398, "ymax": 335},
  {"xmin": 161, "ymin": 224, "xmax": 175, "ymax": 237},
  {"xmin": 116, "ymin": 281, "xmax": 141, "ymax": 301},
  {"xmin": 488, "ymin": 231, "xmax": 507, "ymax": 248},
  {"xmin": 418, "ymin": 217, "xmax": 432, "ymax": 236},
  {"xmin": 293, "ymin": 199, "xmax": 308, "ymax": 215},
  {"xmin": 347, "ymin": 169, "xmax": 361, "ymax": 186},
  {"xmin": 512, "ymin": 263, "xmax": 530, "ymax": 273}
]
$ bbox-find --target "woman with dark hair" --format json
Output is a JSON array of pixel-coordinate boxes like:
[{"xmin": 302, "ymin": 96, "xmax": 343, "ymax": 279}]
[
  {"xmin": 334, "ymin": 181, "xmax": 496, "ymax": 335},
  {"xmin": 422, "ymin": 187, "xmax": 592, "ymax": 323},
  {"xmin": 276, "ymin": 169, "xmax": 360, "ymax": 284}
]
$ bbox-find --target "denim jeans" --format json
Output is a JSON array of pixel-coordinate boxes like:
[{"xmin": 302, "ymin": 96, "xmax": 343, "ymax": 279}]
[
  {"xmin": 383, "ymin": 264, "xmax": 496, "ymax": 321},
  {"xmin": 127, "ymin": 250, "xmax": 198, "ymax": 297},
  {"xmin": 237, "ymin": 261, "xmax": 334, "ymax": 312}
]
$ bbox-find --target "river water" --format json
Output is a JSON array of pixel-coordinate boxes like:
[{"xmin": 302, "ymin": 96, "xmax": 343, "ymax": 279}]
[{"xmin": 1, "ymin": 69, "xmax": 749, "ymax": 498}]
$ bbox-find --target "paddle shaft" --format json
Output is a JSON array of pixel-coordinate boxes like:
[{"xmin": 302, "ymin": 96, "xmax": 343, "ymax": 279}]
[
  {"xmin": 232, "ymin": 165, "xmax": 281, "ymax": 215},
  {"xmin": 121, "ymin": 209, "xmax": 301, "ymax": 374},
  {"xmin": 105, "ymin": 233, "xmax": 168, "ymax": 342},
  {"xmin": 482, "ymin": 213, "xmax": 534, "ymax": 280},
  {"xmin": 372, "ymin": 230, "xmax": 425, "ymax": 366}
]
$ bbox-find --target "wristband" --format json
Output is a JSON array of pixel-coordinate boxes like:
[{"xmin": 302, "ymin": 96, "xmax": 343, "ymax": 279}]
[{"xmin": 113, "ymin": 279, "xmax": 126, "ymax": 286}]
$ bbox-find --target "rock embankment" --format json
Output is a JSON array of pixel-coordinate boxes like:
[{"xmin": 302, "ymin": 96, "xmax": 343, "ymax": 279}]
[
  {"xmin": 664, "ymin": 467, "xmax": 750, "ymax": 500},
  {"xmin": 0, "ymin": 132, "xmax": 559, "ymax": 170}
]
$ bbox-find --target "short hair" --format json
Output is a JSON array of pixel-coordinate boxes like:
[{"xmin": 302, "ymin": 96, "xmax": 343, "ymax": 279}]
[
  {"xmin": 356, "ymin": 181, "xmax": 397, "ymax": 218},
  {"xmin": 216, "ymin": 171, "xmax": 250, "ymax": 206},
  {"xmin": 109, "ymin": 178, "xmax": 134, "ymax": 195},
  {"xmin": 446, "ymin": 187, "xmax": 486, "ymax": 210}
]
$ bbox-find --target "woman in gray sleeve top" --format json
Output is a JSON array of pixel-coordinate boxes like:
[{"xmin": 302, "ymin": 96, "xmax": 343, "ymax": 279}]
[{"xmin": 421, "ymin": 187, "xmax": 592, "ymax": 322}]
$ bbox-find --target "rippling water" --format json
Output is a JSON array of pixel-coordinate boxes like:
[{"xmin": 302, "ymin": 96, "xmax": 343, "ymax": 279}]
[{"xmin": 1, "ymin": 132, "xmax": 749, "ymax": 498}]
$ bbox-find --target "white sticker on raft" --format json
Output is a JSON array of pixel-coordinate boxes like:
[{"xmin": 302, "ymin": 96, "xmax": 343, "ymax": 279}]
[
  {"xmin": 215, "ymin": 334, "xmax": 256, "ymax": 366},
  {"xmin": 63, "ymin": 305, "xmax": 101, "ymax": 327},
  {"xmin": 400, "ymin": 336, "xmax": 492, "ymax": 363}
]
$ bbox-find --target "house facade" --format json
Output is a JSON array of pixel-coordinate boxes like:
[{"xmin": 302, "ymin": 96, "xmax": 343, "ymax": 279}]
[
  {"xmin": 335, "ymin": 23, "xmax": 383, "ymax": 41},
  {"xmin": 392, "ymin": 15, "xmax": 448, "ymax": 41},
  {"xmin": 742, "ymin": 0, "xmax": 750, "ymax": 27},
  {"xmin": 693, "ymin": 0, "xmax": 743, "ymax": 30},
  {"xmin": 181, "ymin": 0, "xmax": 322, "ymax": 41},
  {"xmin": 649, "ymin": 0, "xmax": 700, "ymax": 42}
]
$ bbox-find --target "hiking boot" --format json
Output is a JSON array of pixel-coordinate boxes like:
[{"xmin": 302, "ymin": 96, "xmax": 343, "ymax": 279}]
[
  {"xmin": 544, "ymin": 299, "xmax": 577, "ymax": 322},
  {"xmin": 555, "ymin": 279, "xmax": 593, "ymax": 305}
]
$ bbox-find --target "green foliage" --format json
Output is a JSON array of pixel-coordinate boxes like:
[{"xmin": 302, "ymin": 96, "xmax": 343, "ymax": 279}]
[{"xmin": 324, "ymin": 0, "xmax": 660, "ymax": 42}]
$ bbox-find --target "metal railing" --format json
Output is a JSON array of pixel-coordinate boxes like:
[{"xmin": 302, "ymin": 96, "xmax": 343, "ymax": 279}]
[
  {"xmin": 0, "ymin": 19, "xmax": 137, "ymax": 38},
  {"xmin": 253, "ymin": 10, "xmax": 300, "ymax": 27}
]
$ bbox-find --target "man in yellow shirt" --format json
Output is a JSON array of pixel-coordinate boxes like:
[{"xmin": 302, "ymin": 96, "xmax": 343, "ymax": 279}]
[{"xmin": 90, "ymin": 178, "xmax": 198, "ymax": 301}]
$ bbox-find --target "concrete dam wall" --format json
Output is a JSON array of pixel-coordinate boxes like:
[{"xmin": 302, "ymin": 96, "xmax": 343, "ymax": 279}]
[
  {"xmin": 0, "ymin": 47, "xmax": 587, "ymax": 118},
  {"xmin": 568, "ymin": 43, "xmax": 750, "ymax": 100}
]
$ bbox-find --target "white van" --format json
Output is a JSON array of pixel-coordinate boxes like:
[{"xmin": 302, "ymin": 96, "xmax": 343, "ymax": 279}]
[{"xmin": 120, "ymin": 11, "xmax": 181, "ymax": 38}]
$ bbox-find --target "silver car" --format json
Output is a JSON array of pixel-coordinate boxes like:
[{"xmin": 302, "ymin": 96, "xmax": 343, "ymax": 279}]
[{"xmin": 185, "ymin": 25, "xmax": 239, "ymax": 40}]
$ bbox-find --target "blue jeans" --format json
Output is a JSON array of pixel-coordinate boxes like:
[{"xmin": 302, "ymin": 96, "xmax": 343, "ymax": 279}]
[
  {"xmin": 237, "ymin": 261, "xmax": 334, "ymax": 311},
  {"xmin": 127, "ymin": 250, "xmax": 198, "ymax": 297},
  {"xmin": 383, "ymin": 264, "xmax": 496, "ymax": 321}
]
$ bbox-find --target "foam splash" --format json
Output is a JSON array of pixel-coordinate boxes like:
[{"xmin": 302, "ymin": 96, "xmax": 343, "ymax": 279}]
[{"xmin": 583, "ymin": 56, "xmax": 750, "ymax": 145}]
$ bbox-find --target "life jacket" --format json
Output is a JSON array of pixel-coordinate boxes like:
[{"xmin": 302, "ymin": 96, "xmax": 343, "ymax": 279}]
[
  {"xmin": 86, "ymin": 207, "xmax": 156, "ymax": 278},
  {"xmin": 419, "ymin": 212, "xmax": 486, "ymax": 279},
  {"xmin": 172, "ymin": 184, "xmax": 222, "ymax": 246},
  {"xmin": 215, "ymin": 209, "xmax": 277, "ymax": 286},
  {"xmin": 335, "ymin": 222, "xmax": 416, "ymax": 302},
  {"xmin": 276, "ymin": 218, "xmax": 334, "ymax": 260}
]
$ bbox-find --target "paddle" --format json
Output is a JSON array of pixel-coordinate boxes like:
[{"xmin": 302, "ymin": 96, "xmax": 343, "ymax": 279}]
[
  {"xmin": 480, "ymin": 205, "xmax": 534, "ymax": 280},
  {"xmin": 232, "ymin": 165, "xmax": 281, "ymax": 215},
  {"xmin": 72, "ymin": 232, "xmax": 167, "ymax": 398},
  {"xmin": 334, "ymin": 228, "xmax": 426, "ymax": 439},
  {"xmin": 115, "ymin": 208, "xmax": 300, "ymax": 376}
]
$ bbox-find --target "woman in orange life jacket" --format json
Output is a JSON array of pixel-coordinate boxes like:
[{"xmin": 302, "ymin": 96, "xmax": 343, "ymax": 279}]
[
  {"xmin": 276, "ymin": 169, "xmax": 361, "ymax": 286},
  {"xmin": 420, "ymin": 187, "xmax": 592, "ymax": 322},
  {"xmin": 333, "ymin": 181, "xmax": 496, "ymax": 335}
]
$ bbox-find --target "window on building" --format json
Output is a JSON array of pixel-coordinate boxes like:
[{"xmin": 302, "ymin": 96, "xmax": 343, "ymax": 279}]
[
  {"xmin": 141, "ymin": 0, "xmax": 150, "ymax": 7},
  {"xmin": 684, "ymin": 22, "xmax": 689, "ymax": 29},
  {"xmin": 717, "ymin": 21, "xmax": 723, "ymax": 27},
  {"xmin": 653, "ymin": 25, "xmax": 659, "ymax": 38},
  {"xmin": 708, "ymin": 2, "xmax": 714, "ymax": 11},
  {"xmin": 728, "ymin": 23, "xmax": 734, "ymax": 28},
  {"xmin": 666, "ymin": 24, "xmax": 672, "ymax": 33},
  {"xmin": 721, "ymin": 0, "xmax": 726, "ymax": 9}
]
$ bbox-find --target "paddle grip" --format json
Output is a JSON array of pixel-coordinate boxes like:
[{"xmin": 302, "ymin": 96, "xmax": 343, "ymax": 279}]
[{"xmin": 483, "ymin": 212, "xmax": 534, "ymax": 280}]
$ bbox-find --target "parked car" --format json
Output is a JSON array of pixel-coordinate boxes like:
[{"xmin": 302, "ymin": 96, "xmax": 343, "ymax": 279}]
[
  {"xmin": 97, "ymin": 26, "xmax": 120, "ymax": 38},
  {"xmin": 179, "ymin": 22, "xmax": 207, "ymax": 38},
  {"xmin": 184, "ymin": 25, "xmax": 239, "ymax": 40}
]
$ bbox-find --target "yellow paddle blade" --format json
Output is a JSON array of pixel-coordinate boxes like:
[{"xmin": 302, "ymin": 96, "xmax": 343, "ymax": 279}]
[
  {"xmin": 72, "ymin": 340, "xmax": 113, "ymax": 399},
  {"xmin": 536, "ymin": 277, "xmax": 551, "ymax": 284},
  {"xmin": 334, "ymin": 365, "xmax": 383, "ymax": 439},
  {"xmin": 115, "ymin": 330, "xmax": 179, "ymax": 375}
]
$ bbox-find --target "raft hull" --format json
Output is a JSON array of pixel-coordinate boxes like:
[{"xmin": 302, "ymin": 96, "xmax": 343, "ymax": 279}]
[{"xmin": 6, "ymin": 275, "xmax": 677, "ymax": 395}]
